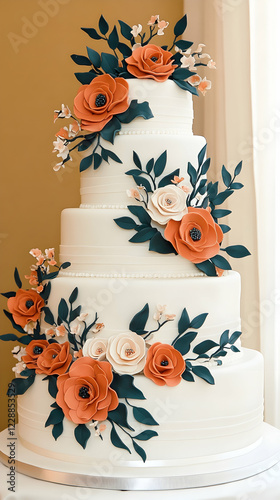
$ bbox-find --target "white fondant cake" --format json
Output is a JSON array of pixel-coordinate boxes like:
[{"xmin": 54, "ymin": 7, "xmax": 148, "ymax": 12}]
[{"xmin": 0, "ymin": 13, "xmax": 265, "ymax": 488}]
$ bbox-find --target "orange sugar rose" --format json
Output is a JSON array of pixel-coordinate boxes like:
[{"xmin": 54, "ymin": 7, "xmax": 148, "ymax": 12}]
[
  {"xmin": 125, "ymin": 44, "xmax": 176, "ymax": 82},
  {"xmin": 144, "ymin": 342, "xmax": 185, "ymax": 386},
  {"xmin": 22, "ymin": 339, "xmax": 49, "ymax": 370},
  {"xmin": 164, "ymin": 207, "xmax": 223, "ymax": 264},
  {"xmin": 56, "ymin": 357, "xmax": 119, "ymax": 424},
  {"xmin": 73, "ymin": 74, "xmax": 129, "ymax": 133},
  {"xmin": 7, "ymin": 289, "xmax": 45, "ymax": 328},
  {"xmin": 36, "ymin": 341, "xmax": 72, "ymax": 376}
]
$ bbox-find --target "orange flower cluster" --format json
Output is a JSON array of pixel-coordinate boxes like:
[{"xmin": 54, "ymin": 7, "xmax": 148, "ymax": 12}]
[{"xmin": 22, "ymin": 340, "xmax": 72, "ymax": 376}]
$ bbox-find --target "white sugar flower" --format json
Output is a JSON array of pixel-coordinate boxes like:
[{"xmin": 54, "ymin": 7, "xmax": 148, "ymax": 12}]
[
  {"xmin": 131, "ymin": 24, "xmax": 142, "ymax": 37},
  {"xmin": 207, "ymin": 59, "xmax": 216, "ymax": 69},
  {"xmin": 24, "ymin": 321, "xmax": 37, "ymax": 334},
  {"xmin": 194, "ymin": 43, "xmax": 206, "ymax": 53},
  {"xmin": 12, "ymin": 346, "xmax": 26, "ymax": 361},
  {"xmin": 12, "ymin": 361, "xmax": 26, "ymax": 374},
  {"xmin": 53, "ymin": 137, "xmax": 69, "ymax": 160},
  {"xmin": 147, "ymin": 185, "xmax": 188, "ymax": 225},
  {"xmin": 153, "ymin": 304, "xmax": 167, "ymax": 321},
  {"xmin": 199, "ymin": 53, "xmax": 211, "ymax": 59},
  {"xmin": 106, "ymin": 332, "xmax": 146, "ymax": 375},
  {"xmin": 83, "ymin": 338, "xmax": 108, "ymax": 360},
  {"xmin": 77, "ymin": 312, "xmax": 88, "ymax": 322},
  {"xmin": 126, "ymin": 188, "xmax": 141, "ymax": 200},
  {"xmin": 132, "ymin": 43, "xmax": 142, "ymax": 51},
  {"xmin": 53, "ymin": 162, "xmax": 64, "ymax": 172},
  {"xmin": 70, "ymin": 322, "xmax": 83, "ymax": 337},
  {"xmin": 181, "ymin": 55, "xmax": 196, "ymax": 71}
]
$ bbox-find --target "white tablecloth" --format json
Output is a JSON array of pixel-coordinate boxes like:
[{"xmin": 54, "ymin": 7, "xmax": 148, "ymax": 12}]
[{"xmin": 1, "ymin": 462, "xmax": 280, "ymax": 500}]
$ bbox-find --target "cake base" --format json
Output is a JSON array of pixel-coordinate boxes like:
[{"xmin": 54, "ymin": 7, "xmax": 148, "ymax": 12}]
[{"xmin": 1, "ymin": 423, "xmax": 280, "ymax": 491}]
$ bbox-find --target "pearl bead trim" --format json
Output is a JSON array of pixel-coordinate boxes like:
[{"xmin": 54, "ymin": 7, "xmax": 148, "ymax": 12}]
[
  {"xmin": 80, "ymin": 204, "xmax": 127, "ymax": 209},
  {"xmin": 59, "ymin": 271, "xmax": 206, "ymax": 279}
]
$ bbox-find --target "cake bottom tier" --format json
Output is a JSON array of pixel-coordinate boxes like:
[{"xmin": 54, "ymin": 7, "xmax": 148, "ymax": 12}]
[{"xmin": 17, "ymin": 348, "xmax": 263, "ymax": 470}]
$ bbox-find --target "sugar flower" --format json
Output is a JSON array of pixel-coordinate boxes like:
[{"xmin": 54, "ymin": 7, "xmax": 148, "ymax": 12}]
[
  {"xmin": 53, "ymin": 137, "xmax": 70, "ymax": 160},
  {"xmin": 106, "ymin": 332, "xmax": 146, "ymax": 375},
  {"xmin": 131, "ymin": 24, "xmax": 142, "ymax": 37},
  {"xmin": 207, "ymin": 59, "xmax": 216, "ymax": 69},
  {"xmin": 12, "ymin": 361, "xmax": 27, "ymax": 374},
  {"xmin": 54, "ymin": 104, "xmax": 71, "ymax": 122},
  {"xmin": 147, "ymin": 15, "xmax": 159, "ymax": 25},
  {"xmin": 29, "ymin": 248, "xmax": 42, "ymax": 259},
  {"xmin": 82, "ymin": 337, "xmax": 108, "ymax": 361},
  {"xmin": 171, "ymin": 176, "xmax": 184, "ymax": 184},
  {"xmin": 188, "ymin": 74, "xmax": 202, "ymax": 87},
  {"xmin": 12, "ymin": 346, "xmax": 26, "ymax": 361},
  {"xmin": 194, "ymin": 43, "xmax": 206, "ymax": 53},
  {"xmin": 198, "ymin": 77, "xmax": 212, "ymax": 96},
  {"xmin": 157, "ymin": 20, "xmax": 169, "ymax": 35},
  {"xmin": 91, "ymin": 322, "xmax": 105, "ymax": 333},
  {"xmin": 181, "ymin": 55, "xmax": 196, "ymax": 71},
  {"xmin": 126, "ymin": 188, "xmax": 141, "ymax": 200},
  {"xmin": 53, "ymin": 162, "xmax": 64, "ymax": 172}
]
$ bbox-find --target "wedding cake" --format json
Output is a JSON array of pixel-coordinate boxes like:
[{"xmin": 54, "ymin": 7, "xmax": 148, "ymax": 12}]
[{"xmin": 0, "ymin": 13, "xmax": 264, "ymax": 485}]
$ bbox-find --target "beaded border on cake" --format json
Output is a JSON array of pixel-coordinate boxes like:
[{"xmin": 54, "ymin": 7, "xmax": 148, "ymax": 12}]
[{"xmin": 58, "ymin": 270, "xmax": 207, "ymax": 278}]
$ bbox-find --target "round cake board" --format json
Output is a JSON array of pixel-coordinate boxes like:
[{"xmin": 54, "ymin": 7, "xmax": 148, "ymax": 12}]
[{"xmin": 1, "ymin": 423, "xmax": 280, "ymax": 491}]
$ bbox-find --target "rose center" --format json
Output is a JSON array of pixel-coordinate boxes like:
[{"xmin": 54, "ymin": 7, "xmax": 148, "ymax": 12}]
[
  {"xmin": 95, "ymin": 93, "xmax": 107, "ymax": 107},
  {"xmin": 33, "ymin": 346, "xmax": 43, "ymax": 355},
  {"xmin": 165, "ymin": 198, "xmax": 173, "ymax": 206},
  {"xmin": 52, "ymin": 354, "xmax": 57, "ymax": 359},
  {"xmin": 151, "ymin": 56, "xmax": 158, "ymax": 62},
  {"xmin": 79, "ymin": 386, "xmax": 90, "ymax": 399},
  {"xmin": 96, "ymin": 347, "xmax": 103, "ymax": 354},
  {"xmin": 161, "ymin": 360, "xmax": 169, "ymax": 366},
  {"xmin": 125, "ymin": 348, "xmax": 135, "ymax": 357},
  {"xmin": 26, "ymin": 300, "xmax": 34, "ymax": 309},
  {"xmin": 190, "ymin": 227, "xmax": 202, "ymax": 241}
]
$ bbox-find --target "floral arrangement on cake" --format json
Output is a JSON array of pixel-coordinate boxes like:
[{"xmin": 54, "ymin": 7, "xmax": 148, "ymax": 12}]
[
  {"xmin": 1, "ymin": 249, "xmax": 241, "ymax": 460},
  {"xmin": 114, "ymin": 146, "xmax": 250, "ymax": 276},
  {"xmin": 52, "ymin": 14, "xmax": 215, "ymax": 173}
]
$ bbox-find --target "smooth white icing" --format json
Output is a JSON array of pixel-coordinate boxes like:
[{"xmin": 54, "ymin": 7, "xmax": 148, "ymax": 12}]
[
  {"xmin": 43, "ymin": 271, "xmax": 241, "ymax": 351},
  {"xmin": 80, "ymin": 134, "xmax": 206, "ymax": 206},
  {"xmin": 17, "ymin": 349, "xmax": 263, "ymax": 466}
]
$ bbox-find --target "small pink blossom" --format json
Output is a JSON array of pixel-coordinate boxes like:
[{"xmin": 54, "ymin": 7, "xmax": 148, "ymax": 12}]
[
  {"xmin": 171, "ymin": 176, "xmax": 184, "ymax": 184},
  {"xmin": 24, "ymin": 321, "xmax": 37, "ymax": 334},
  {"xmin": 25, "ymin": 270, "xmax": 38, "ymax": 286},
  {"xmin": 157, "ymin": 20, "xmax": 169, "ymax": 35},
  {"xmin": 99, "ymin": 424, "xmax": 106, "ymax": 433},
  {"xmin": 36, "ymin": 285, "xmax": 44, "ymax": 293},
  {"xmin": 74, "ymin": 349, "xmax": 83, "ymax": 358},
  {"xmin": 181, "ymin": 185, "xmax": 191, "ymax": 193},
  {"xmin": 77, "ymin": 312, "xmax": 88, "ymax": 322},
  {"xmin": 207, "ymin": 59, "xmax": 216, "ymax": 69},
  {"xmin": 199, "ymin": 53, "xmax": 211, "ymax": 59},
  {"xmin": 30, "ymin": 248, "xmax": 42, "ymax": 259},
  {"xmin": 45, "ymin": 327, "xmax": 56, "ymax": 336},
  {"xmin": 165, "ymin": 313, "xmax": 176, "ymax": 321},
  {"xmin": 56, "ymin": 325, "xmax": 67, "ymax": 337},
  {"xmin": 48, "ymin": 259, "xmax": 57, "ymax": 266},
  {"xmin": 126, "ymin": 188, "xmax": 141, "ymax": 200},
  {"xmin": 36, "ymin": 256, "xmax": 45, "ymax": 266},
  {"xmin": 188, "ymin": 74, "xmax": 202, "ymax": 87},
  {"xmin": 147, "ymin": 15, "xmax": 159, "ymax": 25},
  {"xmin": 198, "ymin": 77, "xmax": 212, "ymax": 96}
]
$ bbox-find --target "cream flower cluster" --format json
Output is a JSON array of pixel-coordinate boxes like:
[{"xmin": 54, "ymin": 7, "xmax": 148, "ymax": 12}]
[{"xmin": 81, "ymin": 306, "xmax": 175, "ymax": 375}]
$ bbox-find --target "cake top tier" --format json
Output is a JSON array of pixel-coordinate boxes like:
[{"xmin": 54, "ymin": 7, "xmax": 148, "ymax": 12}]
[{"xmin": 52, "ymin": 13, "xmax": 216, "ymax": 175}]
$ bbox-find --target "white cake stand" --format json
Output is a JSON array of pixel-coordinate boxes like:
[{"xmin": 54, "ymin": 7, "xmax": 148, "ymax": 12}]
[{"xmin": 1, "ymin": 423, "xmax": 280, "ymax": 491}]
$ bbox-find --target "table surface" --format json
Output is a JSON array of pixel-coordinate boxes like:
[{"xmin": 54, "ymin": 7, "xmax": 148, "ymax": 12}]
[{"xmin": 1, "ymin": 461, "xmax": 280, "ymax": 500}]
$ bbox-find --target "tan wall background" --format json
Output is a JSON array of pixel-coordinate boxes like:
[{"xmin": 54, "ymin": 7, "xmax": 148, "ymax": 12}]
[{"xmin": 0, "ymin": 0, "xmax": 188, "ymax": 431}]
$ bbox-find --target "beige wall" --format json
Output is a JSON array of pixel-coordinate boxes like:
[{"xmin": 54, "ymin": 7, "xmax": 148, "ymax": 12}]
[{"xmin": 0, "ymin": 0, "xmax": 185, "ymax": 430}]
